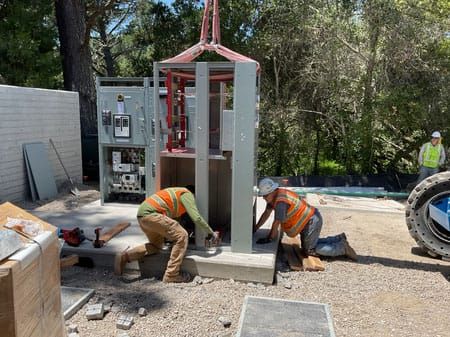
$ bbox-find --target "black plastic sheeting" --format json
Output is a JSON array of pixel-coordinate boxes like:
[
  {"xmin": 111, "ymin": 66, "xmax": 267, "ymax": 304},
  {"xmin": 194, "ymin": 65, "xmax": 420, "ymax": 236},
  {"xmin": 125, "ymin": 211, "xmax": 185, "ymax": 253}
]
[{"xmin": 264, "ymin": 173, "xmax": 420, "ymax": 192}]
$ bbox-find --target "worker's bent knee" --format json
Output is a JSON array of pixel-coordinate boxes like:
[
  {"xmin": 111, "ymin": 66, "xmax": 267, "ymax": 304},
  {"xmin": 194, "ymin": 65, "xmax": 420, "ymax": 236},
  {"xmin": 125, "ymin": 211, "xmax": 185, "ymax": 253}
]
[{"xmin": 174, "ymin": 227, "xmax": 188, "ymax": 244}]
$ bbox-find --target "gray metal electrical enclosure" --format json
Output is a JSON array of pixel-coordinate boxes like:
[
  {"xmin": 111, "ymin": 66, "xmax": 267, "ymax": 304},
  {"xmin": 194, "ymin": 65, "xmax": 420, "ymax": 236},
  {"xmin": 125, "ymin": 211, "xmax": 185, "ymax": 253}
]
[{"xmin": 97, "ymin": 61, "xmax": 259, "ymax": 253}]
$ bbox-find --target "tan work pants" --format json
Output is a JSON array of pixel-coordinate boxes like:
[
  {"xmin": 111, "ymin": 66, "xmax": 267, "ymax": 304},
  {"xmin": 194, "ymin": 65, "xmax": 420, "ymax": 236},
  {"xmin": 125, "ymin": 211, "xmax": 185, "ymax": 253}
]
[{"xmin": 127, "ymin": 213, "xmax": 188, "ymax": 279}]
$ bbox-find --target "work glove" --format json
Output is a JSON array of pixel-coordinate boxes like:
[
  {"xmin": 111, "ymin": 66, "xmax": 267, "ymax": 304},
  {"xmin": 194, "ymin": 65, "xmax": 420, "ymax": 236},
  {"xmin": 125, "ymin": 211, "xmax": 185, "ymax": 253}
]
[
  {"xmin": 256, "ymin": 237, "xmax": 272, "ymax": 244},
  {"xmin": 212, "ymin": 231, "xmax": 220, "ymax": 242},
  {"xmin": 205, "ymin": 231, "xmax": 221, "ymax": 247}
]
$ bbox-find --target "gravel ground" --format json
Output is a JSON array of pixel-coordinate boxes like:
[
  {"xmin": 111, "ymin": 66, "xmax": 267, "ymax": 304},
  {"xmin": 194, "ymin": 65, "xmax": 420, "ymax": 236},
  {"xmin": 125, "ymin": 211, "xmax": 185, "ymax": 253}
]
[{"xmin": 62, "ymin": 207, "xmax": 450, "ymax": 337}]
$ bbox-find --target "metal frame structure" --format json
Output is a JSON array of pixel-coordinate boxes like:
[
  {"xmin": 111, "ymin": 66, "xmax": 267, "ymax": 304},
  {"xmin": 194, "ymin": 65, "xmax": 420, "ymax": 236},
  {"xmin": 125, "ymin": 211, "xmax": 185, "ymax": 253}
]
[{"xmin": 97, "ymin": 61, "xmax": 258, "ymax": 253}]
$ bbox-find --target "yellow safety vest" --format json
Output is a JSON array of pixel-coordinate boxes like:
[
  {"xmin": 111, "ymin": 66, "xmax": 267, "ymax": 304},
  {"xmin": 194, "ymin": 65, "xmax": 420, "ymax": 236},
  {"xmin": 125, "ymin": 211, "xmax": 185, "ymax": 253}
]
[{"xmin": 423, "ymin": 143, "xmax": 441, "ymax": 168}]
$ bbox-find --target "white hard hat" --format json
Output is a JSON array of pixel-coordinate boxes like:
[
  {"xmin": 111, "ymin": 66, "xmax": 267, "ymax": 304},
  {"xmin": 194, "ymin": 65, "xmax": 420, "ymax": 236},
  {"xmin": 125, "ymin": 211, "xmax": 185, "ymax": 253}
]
[
  {"xmin": 258, "ymin": 178, "xmax": 279, "ymax": 196},
  {"xmin": 432, "ymin": 131, "xmax": 441, "ymax": 138}
]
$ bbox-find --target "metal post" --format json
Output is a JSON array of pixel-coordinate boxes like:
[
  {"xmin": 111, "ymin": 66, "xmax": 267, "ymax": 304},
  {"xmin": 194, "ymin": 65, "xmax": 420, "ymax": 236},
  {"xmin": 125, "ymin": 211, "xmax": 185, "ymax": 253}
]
[
  {"xmin": 144, "ymin": 77, "xmax": 155, "ymax": 195},
  {"xmin": 231, "ymin": 62, "xmax": 257, "ymax": 253},
  {"xmin": 153, "ymin": 64, "xmax": 161, "ymax": 192},
  {"xmin": 96, "ymin": 77, "xmax": 105, "ymax": 205},
  {"xmin": 195, "ymin": 62, "xmax": 209, "ymax": 248}
]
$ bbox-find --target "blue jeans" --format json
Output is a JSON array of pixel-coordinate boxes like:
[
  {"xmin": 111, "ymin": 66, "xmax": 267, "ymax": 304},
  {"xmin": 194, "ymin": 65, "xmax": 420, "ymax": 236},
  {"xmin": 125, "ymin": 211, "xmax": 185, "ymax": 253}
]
[
  {"xmin": 300, "ymin": 210, "xmax": 346, "ymax": 257},
  {"xmin": 417, "ymin": 166, "xmax": 438, "ymax": 184}
]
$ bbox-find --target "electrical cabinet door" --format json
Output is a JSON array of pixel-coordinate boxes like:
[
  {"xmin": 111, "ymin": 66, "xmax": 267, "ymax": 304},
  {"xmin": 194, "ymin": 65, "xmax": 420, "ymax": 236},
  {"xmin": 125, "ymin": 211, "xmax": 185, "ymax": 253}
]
[{"xmin": 98, "ymin": 87, "xmax": 149, "ymax": 146}]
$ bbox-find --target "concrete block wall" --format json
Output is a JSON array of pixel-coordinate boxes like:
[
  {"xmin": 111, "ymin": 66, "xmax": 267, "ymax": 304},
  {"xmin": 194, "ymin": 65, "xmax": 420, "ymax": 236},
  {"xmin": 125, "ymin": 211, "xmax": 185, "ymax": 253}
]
[{"xmin": 0, "ymin": 85, "xmax": 82, "ymax": 202}]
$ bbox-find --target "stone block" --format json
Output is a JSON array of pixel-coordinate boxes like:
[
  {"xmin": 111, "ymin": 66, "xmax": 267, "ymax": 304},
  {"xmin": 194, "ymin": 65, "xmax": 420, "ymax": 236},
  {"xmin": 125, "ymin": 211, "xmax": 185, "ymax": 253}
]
[
  {"xmin": 138, "ymin": 307, "xmax": 148, "ymax": 317},
  {"xmin": 117, "ymin": 314, "xmax": 134, "ymax": 330},
  {"xmin": 67, "ymin": 324, "xmax": 78, "ymax": 333},
  {"xmin": 85, "ymin": 303, "xmax": 104, "ymax": 320},
  {"xmin": 218, "ymin": 316, "xmax": 232, "ymax": 328}
]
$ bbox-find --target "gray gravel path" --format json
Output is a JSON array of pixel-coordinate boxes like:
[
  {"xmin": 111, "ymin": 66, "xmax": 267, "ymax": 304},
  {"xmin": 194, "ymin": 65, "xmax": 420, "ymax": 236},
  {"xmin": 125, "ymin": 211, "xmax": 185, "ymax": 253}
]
[{"xmin": 62, "ymin": 208, "xmax": 450, "ymax": 337}]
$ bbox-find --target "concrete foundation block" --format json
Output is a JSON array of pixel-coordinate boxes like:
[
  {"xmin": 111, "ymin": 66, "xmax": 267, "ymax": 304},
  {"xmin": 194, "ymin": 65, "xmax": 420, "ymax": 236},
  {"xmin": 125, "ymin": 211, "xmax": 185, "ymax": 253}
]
[
  {"xmin": 117, "ymin": 314, "xmax": 134, "ymax": 330},
  {"xmin": 138, "ymin": 307, "xmax": 148, "ymax": 316},
  {"xmin": 86, "ymin": 303, "xmax": 105, "ymax": 320}
]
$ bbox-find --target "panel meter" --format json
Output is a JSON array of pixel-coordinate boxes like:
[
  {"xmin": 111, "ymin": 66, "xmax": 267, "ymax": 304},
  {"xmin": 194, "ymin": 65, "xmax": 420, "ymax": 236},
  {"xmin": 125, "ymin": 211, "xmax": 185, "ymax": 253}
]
[{"xmin": 114, "ymin": 115, "xmax": 131, "ymax": 138}]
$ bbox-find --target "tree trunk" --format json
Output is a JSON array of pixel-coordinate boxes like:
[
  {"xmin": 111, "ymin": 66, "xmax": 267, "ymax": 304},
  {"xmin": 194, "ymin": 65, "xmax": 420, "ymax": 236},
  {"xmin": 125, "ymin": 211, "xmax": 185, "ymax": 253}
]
[
  {"xmin": 55, "ymin": 0, "xmax": 97, "ymax": 136},
  {"xmin": 98, "ymin": 17, "xmax": 115, "ymax": 77},
  {"xmin": 361, "ymin": 2, "xmax": 381, "ymax": 173},
  {"xmin": 313, "ymin": 126, "xmax": 320, "ymax": 175}
]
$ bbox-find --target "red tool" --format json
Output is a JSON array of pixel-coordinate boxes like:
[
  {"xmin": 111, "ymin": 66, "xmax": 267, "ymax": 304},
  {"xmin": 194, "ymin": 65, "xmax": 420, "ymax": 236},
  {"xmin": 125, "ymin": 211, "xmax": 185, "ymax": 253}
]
[
  {"xmin": 59, "ymin": 227, "xmax": 86, "ymax": 247},
  {"xmin": 93, "ymin": 222, "xmax": 131, "ymax": 248},
  {"xmin": 93, "ymin": 227, "xmax": 103, "ymax": 248}
]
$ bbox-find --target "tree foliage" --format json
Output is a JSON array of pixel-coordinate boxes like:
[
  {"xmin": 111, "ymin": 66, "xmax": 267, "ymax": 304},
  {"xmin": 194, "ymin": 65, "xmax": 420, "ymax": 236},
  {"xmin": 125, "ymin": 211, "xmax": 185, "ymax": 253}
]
[
  {"xmin": 0, "ymin": 0, "xmax": 61, "ymax": 88},
  {"xmin": 0, "ymin": 0, "xmax": 449, "ymax": 176}
]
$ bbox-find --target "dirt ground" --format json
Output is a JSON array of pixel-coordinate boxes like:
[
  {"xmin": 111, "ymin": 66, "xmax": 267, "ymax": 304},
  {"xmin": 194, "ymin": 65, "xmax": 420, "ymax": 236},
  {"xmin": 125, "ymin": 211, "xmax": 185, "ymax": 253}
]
[
  {"xmin": 16, "ymin": 183, "xmax": 100, "ymax": 211},
  {"xmin": 55, "ymin": 196, "xmax": 450, "ymax": 337}
]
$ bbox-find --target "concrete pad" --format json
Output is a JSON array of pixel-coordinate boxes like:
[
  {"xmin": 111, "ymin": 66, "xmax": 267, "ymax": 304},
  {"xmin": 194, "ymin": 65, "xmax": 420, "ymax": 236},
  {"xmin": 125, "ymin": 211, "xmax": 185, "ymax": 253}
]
[
  {"xmin": 236, "ymin": 296, "xmax": 336, "ymax": 337},
  {"xmin": 32, "ymin": 200, "xmax": 145, "ymax": 268},
  {"xmin": 139, "ymin": 240, "xmax": 277, "ymax": 284},
  {"xmin": 32, "ymin": 198, "xmax": 278, "ymax": 284}
]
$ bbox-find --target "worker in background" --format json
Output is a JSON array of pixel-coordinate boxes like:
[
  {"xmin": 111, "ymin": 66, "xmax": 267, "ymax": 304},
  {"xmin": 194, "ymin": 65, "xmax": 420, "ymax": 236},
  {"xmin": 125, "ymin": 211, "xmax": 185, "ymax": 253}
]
[
  {"xmin": 417, "ymin": 131, "xmax": 446, "ymax": 183},
  {"xmin": 114, "ymin": 186, "xmax": 219, "ymax": 283},
  {"xmin": 254, "ymin": 178, "xmax": 357, "ymax": 260}
]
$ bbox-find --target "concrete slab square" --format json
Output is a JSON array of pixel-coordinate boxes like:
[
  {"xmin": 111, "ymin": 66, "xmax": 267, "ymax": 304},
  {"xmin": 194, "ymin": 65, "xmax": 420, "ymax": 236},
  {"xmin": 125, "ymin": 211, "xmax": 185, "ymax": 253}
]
[
  {"xmin": 117, "ymin": 314, "xmax": 134, "ymax": 330},
  {"xmin": 61, "ymin": 286, "xmax": 95, "ymax": 320},
  {"xmin": 86, "ymin": 303, "xmax": 104, "ymax": 320},
  {"xmin": 236, "ymin": 296, "xmax": 336, "ymax": 337}
]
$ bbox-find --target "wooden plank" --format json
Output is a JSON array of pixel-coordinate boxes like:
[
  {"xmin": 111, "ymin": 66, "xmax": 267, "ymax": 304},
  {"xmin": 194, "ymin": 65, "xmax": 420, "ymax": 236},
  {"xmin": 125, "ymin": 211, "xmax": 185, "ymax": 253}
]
[
  {"xmin": 283, "ymin": 235, "xmax": 325, "ymax": 272},
  {"xmin": 99, "ymin": 222, "xmax": 131, "ymax": 242},
  {"xmin": 281, "ymin": 236, "xmax": 302, "ymax": 271},
  {"xmin": 301, "ymin": 255, "xmax": 325, "ymax": 272},
  {"xmin": 60, "ymin": 254, "xmax": 79, "ymax": 268}
]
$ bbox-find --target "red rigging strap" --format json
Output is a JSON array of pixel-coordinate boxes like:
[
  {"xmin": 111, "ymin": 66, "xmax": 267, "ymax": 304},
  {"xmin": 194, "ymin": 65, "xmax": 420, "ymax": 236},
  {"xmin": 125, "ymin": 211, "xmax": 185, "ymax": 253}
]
[
  {"xmin": 212, "ymin": 0, "xmax": 220, "ymax": 45},
  {"xmin": 200, "ymin": 0, "xmax": 210, "ymax": 43},
  {"xmin": 161, "ymin": 0, "xmax": 260, "ymax": 74}
]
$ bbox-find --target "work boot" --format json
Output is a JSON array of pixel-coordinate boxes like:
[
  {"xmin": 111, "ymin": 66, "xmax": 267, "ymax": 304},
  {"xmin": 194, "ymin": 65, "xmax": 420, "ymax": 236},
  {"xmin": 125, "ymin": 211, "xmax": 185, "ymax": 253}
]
[
  {"xmin": 114, "ymin": 251, "xmax": 129, "ymax": 276},
  {"xmin": 162, "ymin": 271, "xmax": 192, "ymax": 283},
  {"xmin": 338, "ymin": 232, "xmax": 347, "ymax": 241},
  {"xmin": 305, "ymin": 249, "xmax": 320, "ymax": 258},
  {"xmin": 343, "ymin": 239, "xmax": 358, "ymax": 261}
]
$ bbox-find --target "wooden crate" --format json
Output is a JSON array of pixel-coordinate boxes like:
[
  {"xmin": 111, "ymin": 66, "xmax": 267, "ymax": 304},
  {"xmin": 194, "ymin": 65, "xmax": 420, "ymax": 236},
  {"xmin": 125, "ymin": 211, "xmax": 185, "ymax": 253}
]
[{"xmin": 0, "ymin": 202, "xmax": 65, "ymax": 337}]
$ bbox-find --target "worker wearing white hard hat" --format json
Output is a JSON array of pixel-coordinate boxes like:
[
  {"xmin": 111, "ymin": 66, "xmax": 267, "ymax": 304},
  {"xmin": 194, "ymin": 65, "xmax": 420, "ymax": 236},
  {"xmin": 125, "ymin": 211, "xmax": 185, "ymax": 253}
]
[
  {"xmin": 254, "ymin": 178, "xmax": 357, "ymax": 260},
  {"xmin": 417, "ymin": 131, "xmax": 446, "ymax": 183}
]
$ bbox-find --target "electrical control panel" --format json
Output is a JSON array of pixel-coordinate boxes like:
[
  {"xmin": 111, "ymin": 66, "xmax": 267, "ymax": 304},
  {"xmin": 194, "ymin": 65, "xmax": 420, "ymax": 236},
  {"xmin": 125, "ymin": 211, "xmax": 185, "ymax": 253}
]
[
  {"xmin": 113, "ymin": 115, "xmax": 131, "ymax": 138},
  {"xmin": 97, "ymin": 87, "xmax": 149, "ymax": 146},
  {"xmin": 106, "ymin": 147, "xmax": 146, "ymax": 202}
]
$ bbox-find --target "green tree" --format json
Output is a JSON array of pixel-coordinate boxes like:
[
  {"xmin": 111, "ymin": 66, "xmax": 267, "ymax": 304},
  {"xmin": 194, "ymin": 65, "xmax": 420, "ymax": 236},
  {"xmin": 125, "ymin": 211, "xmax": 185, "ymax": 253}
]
[{"xmin": 0, "ymin": 0, "xmax": 61, "ymax": 88}]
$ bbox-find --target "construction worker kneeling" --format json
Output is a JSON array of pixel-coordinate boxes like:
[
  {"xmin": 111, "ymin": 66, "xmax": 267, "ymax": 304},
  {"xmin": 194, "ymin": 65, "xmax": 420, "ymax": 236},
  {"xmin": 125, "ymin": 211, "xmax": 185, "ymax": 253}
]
[
  {"xmin": 114, "ymin": 186, "xmax": 219, "ymax": 283},
  {"xmin": 254, "ymin": 178, "xmax": 357, "ymax": 261}
]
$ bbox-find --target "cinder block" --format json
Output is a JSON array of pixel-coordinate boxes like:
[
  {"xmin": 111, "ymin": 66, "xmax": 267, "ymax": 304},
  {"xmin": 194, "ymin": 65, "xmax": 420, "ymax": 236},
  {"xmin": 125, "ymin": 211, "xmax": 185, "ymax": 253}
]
[
  {"xmin": 116, "ymin": 314, "xmax": 134, "ymax": 330},
  {"xmin": 86, "ymin": 303, "xmax": 105, "ymax": 320},
  {"xmin": 138, "ymin": 307, "xmax": 147, "ymax": 317}
]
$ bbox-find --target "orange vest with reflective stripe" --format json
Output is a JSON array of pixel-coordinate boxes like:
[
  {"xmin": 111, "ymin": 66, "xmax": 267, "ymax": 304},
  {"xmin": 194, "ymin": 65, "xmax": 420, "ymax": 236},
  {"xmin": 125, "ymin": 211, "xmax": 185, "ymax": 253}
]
[
  {"xmin": 272, "ymin": 188, "xmax": 315, "ymax": 237},
  {"xmin": 145, "ymin": 187, "xmax": 189, "ymax": 218}
]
